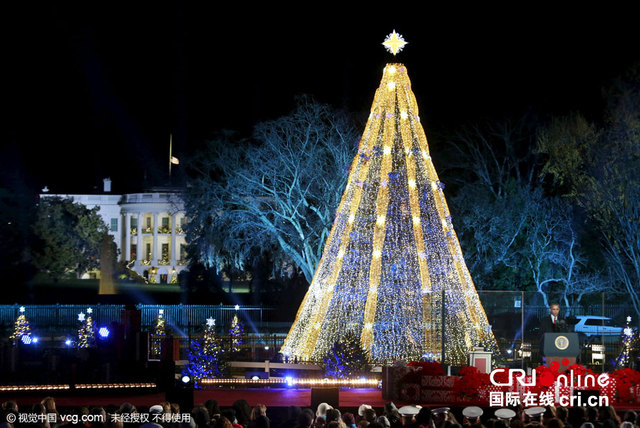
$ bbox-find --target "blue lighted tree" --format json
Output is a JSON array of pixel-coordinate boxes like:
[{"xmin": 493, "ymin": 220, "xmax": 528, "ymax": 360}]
[
  {"xmin": 183, "ymin": 318, "xmax": 227, "ymax": 387},
  {"xmin": 322, "ymin": 332, "xmax": 370, "ymax": 379}
]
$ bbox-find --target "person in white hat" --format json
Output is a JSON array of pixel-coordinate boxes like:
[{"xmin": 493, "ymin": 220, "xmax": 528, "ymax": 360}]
[
  {"xmin": 462, "ymin": 407, "xmax": 483, "ymax": 425},
  {"xmin": 316, "ymin": 403, "xmax": 333, "ymax": 421},
  {"xmin": 524, "ymin": 407, "xmax": 545, "ymax": 424},
  {"xmin": 359, "ymin": 404, "xmax": 376, "ymax": 423},
  {"xmin": 398, "ymin": 405, "xmax": 422, "ymax": 427},
  {"xmin": 358, "ymin": 404, "xmax": 373, "ymax": 417},
  {"xmin": 431, "ymin": 407, "xmax": 452, "ymax": 428},
  {"xmin": 494, "ymin": 408, "xmax": 516, "ymax": 421}
]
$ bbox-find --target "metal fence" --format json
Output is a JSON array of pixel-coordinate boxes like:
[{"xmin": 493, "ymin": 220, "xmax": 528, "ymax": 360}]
[{"xmin": 0, "ymin": 304, "xmax": 273, "ymax": 334}]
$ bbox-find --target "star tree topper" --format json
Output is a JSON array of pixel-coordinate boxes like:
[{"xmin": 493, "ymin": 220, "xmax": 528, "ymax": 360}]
[{"xmin": 382, "ymin": 30, "xmax": 407, "ymax": 55}]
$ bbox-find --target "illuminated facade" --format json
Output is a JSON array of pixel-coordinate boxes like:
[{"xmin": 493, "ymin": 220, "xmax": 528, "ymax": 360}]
[
  {"xmin": 40, "ymin": 180, "xmax": 188, "ymax": 282},
  {"xmin": 281, "ymin": 64, "xmax": 497, "ymax": 364}
]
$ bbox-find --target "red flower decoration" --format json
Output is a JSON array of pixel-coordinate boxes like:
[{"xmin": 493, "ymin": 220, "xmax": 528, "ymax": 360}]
[
  {"xmin": 453, "ymin": 365, "xmax": 490, "ymax": 399},
  {"xmin": 610, "ymin": 368, "xmax": 640, "ymax": 403},
  {"xmin": 528, "ymin": 365, "xmax": 560, "ymax": 395}
]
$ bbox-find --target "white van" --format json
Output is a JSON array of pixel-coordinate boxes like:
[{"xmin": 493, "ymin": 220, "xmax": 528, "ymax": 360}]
[{"xmin": 573, "ymin": 316, "xmax": 623, "ymax": 337}]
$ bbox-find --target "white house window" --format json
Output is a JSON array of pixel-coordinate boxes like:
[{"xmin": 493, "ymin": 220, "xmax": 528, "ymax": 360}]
[{"xmin": 110, "ymin": 218, "xmax": 118, "ymax": 232}]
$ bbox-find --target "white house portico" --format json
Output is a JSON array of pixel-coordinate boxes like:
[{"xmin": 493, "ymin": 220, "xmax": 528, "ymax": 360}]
[
  {"xmin": 40, "ymin": 180, "xmax": 188, "ymax": 283},
  {"xmin": 120, "ymin": 192, "xmax": 188, "ymax": 282}
]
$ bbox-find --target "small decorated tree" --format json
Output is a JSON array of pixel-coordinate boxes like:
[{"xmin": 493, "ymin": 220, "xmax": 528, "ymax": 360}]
[
  {"xmin": 150, "ymin": 309, "xmax": 166, "ymax": 359},
  {"xmin": 229, "ymin": 313, "xmax": 245, "ymax": 354},
  {"xmin": 77, "ymin": 308, "xmax": 96, "ymax": 348},
  {"xmin": 615, "ymin": 316, "xmax": 639, "ymax": 369},
  {"xmin": 10, "ymin": 306, "xmax": 32, "ymax": 345},
  {"xmin": 183, "ymin": 318, "xmax": 227, "ymax": 387},
  {"xmin": 322, "ymin": 332, "xmax": 371, "ymax": 379}
]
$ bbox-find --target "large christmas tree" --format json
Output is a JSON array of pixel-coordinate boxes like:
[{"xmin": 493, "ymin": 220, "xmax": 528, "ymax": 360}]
[{"xmin": 281, "ymin": 32, "xmax": 497, "ymax": 364}]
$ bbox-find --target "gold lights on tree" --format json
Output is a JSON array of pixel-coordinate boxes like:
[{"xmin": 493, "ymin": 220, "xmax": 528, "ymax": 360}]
[{"xmin": 281, "ymin": 34, "xmax": 497, "ymax": 365}]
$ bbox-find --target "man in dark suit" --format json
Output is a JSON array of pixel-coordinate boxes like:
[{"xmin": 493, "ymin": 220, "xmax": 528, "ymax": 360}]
[
  {"xmin": 540, "ymin": 303, "xmax": 567, "ymax": 333},
  {"xmin": 540, "ymin": 302, "xmax": 570, "ymax": 361}
]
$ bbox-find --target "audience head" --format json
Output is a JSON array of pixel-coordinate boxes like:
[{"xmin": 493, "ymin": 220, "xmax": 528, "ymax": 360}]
[
  {"xmin": 343, "ymin": 413, "xmax": 356, "ymax": 427},
  {"xmin": 327, "ymin": 409, "xmax": 342, "ymax": 424}
]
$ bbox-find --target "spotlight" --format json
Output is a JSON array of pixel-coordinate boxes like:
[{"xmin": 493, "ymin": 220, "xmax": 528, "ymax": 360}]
[
  {"xmin": 234, "ymin": 305, "xmax": 240, "ymax": 311},
  {"xmin": 32, "ymin": 337, "xmax": 39, "ymax": 344},
  {"xmin": 181, "ymin": 375, "xmax": 191, "ymax": 384},
  {"xmin": 285, "ymin": 376, "xmax": 293, "ymax": 387},
  {"xmin": 251, "ymin": 376, "xmax": 260, "ymax": 381},
  {"xmin": 507, "ymin": 349, "xmax": 513, "ymax": 355},
  {"xmin": 264, "ymin": 346, "xmax": 269, "ymax": 350},
  {"xmin": 65, "ymin": 339, "xmax": 72, "ymax": 346},
  {"xmin": 98, "ymin": 327, "xmax": 110, "ymax": 338}
]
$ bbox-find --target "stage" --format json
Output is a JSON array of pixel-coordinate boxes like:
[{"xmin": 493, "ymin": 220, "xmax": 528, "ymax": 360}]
[
  {"xmin": 0, "ymin": 388, "xmax": 386, "ymax": 408},
  {"xmin": 3, "ymin": 386, "xmax": 640, "ymax": 412}
]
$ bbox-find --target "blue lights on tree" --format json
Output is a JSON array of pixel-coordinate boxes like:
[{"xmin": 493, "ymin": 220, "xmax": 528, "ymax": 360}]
[{"xmin": 182, "ymin": 319, "xmax": 226, "ymax": 387}]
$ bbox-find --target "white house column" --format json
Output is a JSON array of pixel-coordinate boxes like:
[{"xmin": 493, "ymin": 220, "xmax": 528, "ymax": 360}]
[
  {"xmin": 170, "ymin": 214, "xmax": 177, "ymax": 266},
  {"xmin": 136, "ymin": 213, "xmax": 143, "ymax": 263},
  {"xmin": 153, "ymin": 212, "xmax": 159, "ymax": 265},
  {"xmin": 124, "ymin": 213, "xmax": 131, "ymax": 262}
]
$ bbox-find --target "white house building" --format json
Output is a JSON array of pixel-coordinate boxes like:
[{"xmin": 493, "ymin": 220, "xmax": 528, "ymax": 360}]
[{"xmin": 40, "ymin": 178, "xmax": 188, "ymax": 283}]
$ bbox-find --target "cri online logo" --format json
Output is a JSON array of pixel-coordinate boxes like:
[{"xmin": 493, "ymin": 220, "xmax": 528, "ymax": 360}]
[{"xmin": 490, "ymin": 359, "xmax": 610, "ymax": 388}]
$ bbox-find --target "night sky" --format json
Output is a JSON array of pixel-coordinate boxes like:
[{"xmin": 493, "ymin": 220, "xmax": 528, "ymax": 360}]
[{"xmin": 4, "ymin": 5, "xmax": 639, "ymax": 195}]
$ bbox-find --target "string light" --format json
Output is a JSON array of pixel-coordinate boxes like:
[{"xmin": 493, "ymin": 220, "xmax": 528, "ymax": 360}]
[
  {"xmin": 0, "ymin": 385, "xmax": 69, "ymax": 392},
  {"xmin": 199, "ymin": 378, "xmax": 379, "ymax": 387},
  {"xmin": 281, "ymin": 60, "xmax": 497, "ymax": 364}
]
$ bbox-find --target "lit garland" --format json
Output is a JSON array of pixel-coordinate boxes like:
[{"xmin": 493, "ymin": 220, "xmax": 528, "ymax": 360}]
[
  {"xmin": 77, "ymin": 308, "xmax": 96, "ymax": 348},
  {"xmin": 229, "ymin": 313, "xmax": 245, "ymax": 354},
  {"xmin": 10, "ymin": 306, "xmax": 32, "ymax": 345},
  {"xmin": 150, "ymin": 309, "xmax": 166, "ymax": 359},
  {"xmin": 614, "ymin": 316, "xmax": 638, "ymax": 368},
  {"xmin": 281, "ymin": 59, "xmax": 498, "ymax": 364}
]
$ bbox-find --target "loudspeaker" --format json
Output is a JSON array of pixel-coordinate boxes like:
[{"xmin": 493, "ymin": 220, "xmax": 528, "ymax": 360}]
[{"xmin": 310, "ymin": 388, "xmax": 339, "ymax": 410}]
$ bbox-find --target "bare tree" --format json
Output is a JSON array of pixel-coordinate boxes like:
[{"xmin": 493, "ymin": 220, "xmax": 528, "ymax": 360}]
[
  {"xmin": 185, "ymin": 97, "xmax": 360, "ymax": 284},
  {"xmin": 524, "ymin": 196, "xmax": 605, "ymax": 313},
  {"xmin": 536, "ymin": 65, "xmax": 640, "ymax": 318},
  {"xmin": 445, "ymin": 114, "xmax": 541, "ymax": 196}
]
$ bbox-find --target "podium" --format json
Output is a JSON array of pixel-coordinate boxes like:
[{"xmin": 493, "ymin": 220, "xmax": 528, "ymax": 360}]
[
  {"xmin": 543, "ymin": 332, "xmax": 580, "ymax": 367},
  {"xmin": 468, "ymin": 349, "xmax": 492, "ymax": 373}
]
